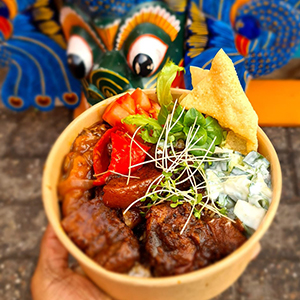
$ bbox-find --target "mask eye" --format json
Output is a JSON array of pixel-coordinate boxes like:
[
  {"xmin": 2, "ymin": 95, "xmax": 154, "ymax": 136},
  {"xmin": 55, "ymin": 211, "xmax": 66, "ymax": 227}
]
[
  {"xmin": 67, "ymin": 35, "xmax": 93, "ymax": 79},
  {"xmin": 127, "ymin": 35, "xmax": 168, "ymax": 77}
]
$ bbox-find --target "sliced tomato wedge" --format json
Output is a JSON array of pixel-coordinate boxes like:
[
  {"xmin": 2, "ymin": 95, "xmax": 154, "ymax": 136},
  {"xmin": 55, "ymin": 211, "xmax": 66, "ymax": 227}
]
[
  {"xmin": 102, "ymin": 102, "xmax": 130, "ymax": 127},
  {"xmin": 131, "ymin": 88, "xmax": 152, "ymax": 111},
  {"xmin": 93, "ymin": 126, "xmax": 150, "ymax": 186},
  {"xmin": 102, "ymin": 89, "xmax": 161, "ymax": 130},
  {"xmin": 136, "ymin": 106, "xmax": 150, "ymax": 117},
  {"xmin": 149, "ymin": 101, "xmax": 160, "ymax": 119},
  {"xmin": 93, "ymin": 127, "xmax": 118, "ymax": 185},
  {"xmin": 116, "ymin": 93, "xmax": 136, "ymax": 115}
]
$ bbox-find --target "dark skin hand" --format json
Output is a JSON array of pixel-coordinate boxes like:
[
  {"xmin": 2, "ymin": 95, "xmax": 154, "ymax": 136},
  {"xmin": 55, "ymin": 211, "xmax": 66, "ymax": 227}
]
[{"xmin": 31, "ymin": 224, "xmax": 112, "ymax": 300}]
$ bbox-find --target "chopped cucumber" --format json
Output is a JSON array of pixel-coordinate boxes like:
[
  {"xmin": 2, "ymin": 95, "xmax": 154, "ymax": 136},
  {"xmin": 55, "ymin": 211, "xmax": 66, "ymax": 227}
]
[
  {"xmin": 234, "ymin": 200, "xmax": 266, "ymax": 230},
  {"xmin": 206, "ymin": 169, "xmax": 223, "ymax": 201},
  {"xmin": 223, "ymin": 176, "xmax": 251, "ymax": 201},
  {"xmin": 249, "ymin": 173, "xmax": 272, "ymax": 203},
  {"xmin": 203, "ymin": 147, "xmax": 272, "ymax": 233},
  {"xmin": 243, "ymin": 151, "xmax": 270, "ymax": 169},
  {"xmin": 228, "ymin": 152, "xmax": 244, "ymax": 172}
]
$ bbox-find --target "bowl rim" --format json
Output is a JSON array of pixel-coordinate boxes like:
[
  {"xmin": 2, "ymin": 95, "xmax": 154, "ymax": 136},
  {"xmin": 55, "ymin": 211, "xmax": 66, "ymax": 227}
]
[{"xmin": 42, "ymin": 88, "xmax": 282, "ymax": 285}]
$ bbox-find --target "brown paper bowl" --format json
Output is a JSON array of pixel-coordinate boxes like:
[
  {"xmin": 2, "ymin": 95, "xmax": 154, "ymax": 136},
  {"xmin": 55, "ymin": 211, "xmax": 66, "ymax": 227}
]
[{"xmin": 42, "ymin": 88, "xmax": 282, "ymax": 300}]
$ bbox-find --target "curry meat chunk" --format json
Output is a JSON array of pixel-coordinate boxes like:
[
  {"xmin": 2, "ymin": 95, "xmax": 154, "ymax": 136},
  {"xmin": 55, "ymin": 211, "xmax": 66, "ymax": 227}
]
[
  {"xmin": 145, "ymin": 203, "xmax": 246, "ymax": 276},
  {"xmin": 62, "ymin": 198, "xmax": 140, "ymax": 273}
]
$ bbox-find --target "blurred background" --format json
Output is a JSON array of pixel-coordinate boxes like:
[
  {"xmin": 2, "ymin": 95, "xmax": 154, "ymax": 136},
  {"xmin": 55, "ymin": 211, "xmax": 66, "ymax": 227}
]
[
  {"xmin": 1, "ymin": 62, "xmax": 300, "ymax": 300},
  {"xmin": 0, "ymin": 0, "xmax": 300, "ymax": 299}
]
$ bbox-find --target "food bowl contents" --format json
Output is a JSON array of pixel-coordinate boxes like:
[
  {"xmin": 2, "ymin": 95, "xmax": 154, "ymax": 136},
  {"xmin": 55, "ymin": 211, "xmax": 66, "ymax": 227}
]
[{"xmin": 58, "ymin": 49, "xmax": 272, "ymax": 277}]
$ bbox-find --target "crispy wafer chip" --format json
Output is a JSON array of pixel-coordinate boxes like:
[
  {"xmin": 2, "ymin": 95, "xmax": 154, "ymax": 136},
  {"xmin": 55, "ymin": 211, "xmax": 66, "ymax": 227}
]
[
  {"xmin": 190, "ymin": 66, "xmax": 209, "ymax": 87},
  {"xmin": 180, "ymin": 49, "xmax": 258, "ymax": 154}
]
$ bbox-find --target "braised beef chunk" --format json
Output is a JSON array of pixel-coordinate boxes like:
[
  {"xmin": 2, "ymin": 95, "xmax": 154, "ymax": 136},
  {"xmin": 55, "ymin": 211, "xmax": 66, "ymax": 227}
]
[
  {"xmin": 145, "ymin": 203, "xmax": 246, "ymax": 276},
  {"xmin": 122, "ymin": 208, "xmax": 142, "ymax": 229},
  {"xmin": 62, "ymin": 198, "xmax": 140, "ymax": 273},
  {"xmin": 102, "ymin": 164, "xmax": 161, "ymax": 208}
]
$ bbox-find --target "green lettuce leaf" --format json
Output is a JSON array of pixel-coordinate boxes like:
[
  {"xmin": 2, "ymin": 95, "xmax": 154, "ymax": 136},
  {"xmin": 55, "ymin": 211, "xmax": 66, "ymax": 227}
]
[
  {"xmin": 122, "ymin": 114, "xmax": 162, "ymax": 144},
  {"xmin": 156, "ymin": 61, "xmax": 185, "ymax": 108},
  {"xmin": 122, "ymin": 114, "xmax": 161, "ymax": 131}
]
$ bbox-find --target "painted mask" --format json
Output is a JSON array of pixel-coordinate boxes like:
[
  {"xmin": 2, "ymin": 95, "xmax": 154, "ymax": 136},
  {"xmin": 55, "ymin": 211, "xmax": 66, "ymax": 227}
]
[
  {"xmin": 0, "ymin": 0, "xmax": 81, "ymax": 111},
  {"xmin": 60, "ymin": 0, "xmax": 187, "ymax": 105},
  {"xmin": 184, "ymin": 0, "xmax": 300, "ymax": 89}
]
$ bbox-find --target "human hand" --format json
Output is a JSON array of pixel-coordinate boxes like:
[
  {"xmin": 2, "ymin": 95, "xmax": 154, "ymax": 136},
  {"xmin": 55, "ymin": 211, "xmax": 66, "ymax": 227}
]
[{"xmin": 31, "ymin": 224, "xmax": 112, "ymax": 300}]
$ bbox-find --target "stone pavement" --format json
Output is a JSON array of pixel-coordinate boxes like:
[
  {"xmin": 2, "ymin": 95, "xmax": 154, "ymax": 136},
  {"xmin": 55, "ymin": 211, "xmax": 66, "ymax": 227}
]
[{"xmin": 0, "ymin": 107, "xmax": 299, "ymax": 300}]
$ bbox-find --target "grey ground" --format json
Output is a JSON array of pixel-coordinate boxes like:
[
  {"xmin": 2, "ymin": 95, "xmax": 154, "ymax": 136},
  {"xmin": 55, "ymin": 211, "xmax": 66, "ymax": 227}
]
[{"xmin": 0, "ymin": 106, "xmax": 299, "ymax": 300}]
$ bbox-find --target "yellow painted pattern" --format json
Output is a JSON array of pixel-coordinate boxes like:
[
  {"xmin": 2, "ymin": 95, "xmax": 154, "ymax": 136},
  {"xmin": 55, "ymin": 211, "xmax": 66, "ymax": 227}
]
[
  {"xmin": 262, "ymin": 31, "xmax": 272, "ymax": 49},
  {"xmin": 144, "ymin": 73, "xmax": 159, "ymax": 88},
  {"xmin": 33, "ymin": 0, "xmax": 50, "ymax": 8},
  {"xmin": 218, "ymin": 0, "xmax": 224, "ymax": 20},
  {"xmin": 96, "ymin": 77, "xmax": 123, "ymax": 91},
  {"xmin": 32, "ymin": 7, "xmax": 54, "ymax": 21},
  {"xmin": 96, "ymin": 21, "xmax": 120, "ymax": 51},
  {"xmin": 101, "ymin": 86, "xmax": 118, "ymax": 98},
  {"xmin": 116, "ymin": 6, "xmax": 180, "ymax": 50},
  {"xmin": 187, "ymin": 2, "xmax": 208, "ymax": 58},
  {"xmin": 90, "ymin": 69, "xmax": 130, "ymax": 84},
  {"xmin": 87, "ymin": 88, "xmax": 104, "ymax": 100},
  {"xmin": 233, "ymin": 57, "xmax": 245, "ymax": 65},
  {"xmin": 38, "ymin": 20, "xmax": 61, "ymax": 36},
  {"xmin": 50, "ymin": 34, "xmax": 67, "ymax": 49},
  {"xmin": 164, "ymin": 0, "xmax": 187, "ymax": 13}
]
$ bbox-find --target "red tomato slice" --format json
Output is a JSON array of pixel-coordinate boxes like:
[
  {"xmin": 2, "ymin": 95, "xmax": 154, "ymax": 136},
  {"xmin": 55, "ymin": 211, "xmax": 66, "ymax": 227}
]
[
  {"xmin": 131, "ymin": 88, "xmax": 152, "ymax": 111},
  {"xmin": 93, "ymin": 127, "xmax": 150, "ymax": 187},
  {"xmin": 102, "ymin": 102, "xmax": 130, "ymax": 126},
  {"xmin": 123, "ymin": 123, "xmax": 137, "ymax": 136},
  {"xmin": 103, "ymin": 100, "xmax": 115, "ymax": 116},
  {"xmin": 93, "ymin": 127, "xmax": 118, "ymax": 186},
  {"xmin": 149, "ymin": 101, "xmax": 160, "ymax": 119},
  {"xmin": 116, "ymin": 93, "xmax": 136, "ymax": 115},
  {"xmin": 102, "ymin": 89, "xmax": 160, "ymax": 128},
  {"xmin": 136, "ymin": 106, "xmax": 150, "ymax": 117}
]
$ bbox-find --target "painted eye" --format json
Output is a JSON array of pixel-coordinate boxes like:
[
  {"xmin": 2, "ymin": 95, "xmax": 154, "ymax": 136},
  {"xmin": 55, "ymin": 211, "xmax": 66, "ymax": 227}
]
[
  {"xmin": 127, "ymin": 35, "xmax": 168, "ymax": 77},
  {"xmin": 67, "ymin": 35, "xmax": 93, "ymax": 79}
]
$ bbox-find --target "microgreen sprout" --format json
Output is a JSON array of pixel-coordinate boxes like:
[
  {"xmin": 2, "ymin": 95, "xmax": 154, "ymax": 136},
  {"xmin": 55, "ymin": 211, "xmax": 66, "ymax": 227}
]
[{"xmin": 123, "ymin": 101, "xmax": 235, "ymax": 233}]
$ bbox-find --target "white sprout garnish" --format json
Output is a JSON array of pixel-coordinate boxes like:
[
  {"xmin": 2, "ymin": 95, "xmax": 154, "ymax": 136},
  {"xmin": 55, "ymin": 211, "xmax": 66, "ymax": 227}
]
[
  {"xmin": 123, "ymin": 101, "xmax": 235, "ymax": 233},
  {"xmin": 127, "ymin": 125, "xmax": 143, "ymax": 185}
]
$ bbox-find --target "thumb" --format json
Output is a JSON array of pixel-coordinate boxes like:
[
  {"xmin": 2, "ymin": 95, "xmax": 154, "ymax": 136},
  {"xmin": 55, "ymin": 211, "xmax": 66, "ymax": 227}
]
[{"xmin": 31, "ymin": 224, "xmax": 71, "ymax": 299}]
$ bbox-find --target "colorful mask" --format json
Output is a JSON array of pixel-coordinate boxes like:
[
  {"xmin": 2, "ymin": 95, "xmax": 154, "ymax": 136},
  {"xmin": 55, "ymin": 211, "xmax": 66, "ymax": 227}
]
[
  {"xmin": 0, "ymin": 0, "xmax": 81, "ymax": 111},
  {"xmin": 184, "ymin": 0, "xmax": 300, "ymax": 89},
  {"xmin": 1, "ymin": 0, "xmax": 300, "ymax": 111},
  {"xmin": 60, "ymin": 0, "xmax": 187, "ymax": 105}
]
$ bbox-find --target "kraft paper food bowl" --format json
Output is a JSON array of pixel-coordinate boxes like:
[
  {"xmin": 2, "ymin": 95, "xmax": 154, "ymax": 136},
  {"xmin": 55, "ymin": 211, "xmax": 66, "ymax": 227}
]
[{"xmin": 42, "ymin": 88, "xmax": 282, "ymax": 300}]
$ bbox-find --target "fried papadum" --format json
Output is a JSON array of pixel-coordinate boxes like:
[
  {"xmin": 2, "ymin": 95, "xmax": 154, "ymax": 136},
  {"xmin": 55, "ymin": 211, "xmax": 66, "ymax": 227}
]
[{"xmin": 180, "ymin": 49, "xmax": 258, "ymax": 154}]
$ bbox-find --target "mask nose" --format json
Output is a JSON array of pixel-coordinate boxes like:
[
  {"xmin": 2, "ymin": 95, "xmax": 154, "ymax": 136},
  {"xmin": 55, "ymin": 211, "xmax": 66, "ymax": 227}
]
[
  {"xmin": 90, "ymin": 51, "xmax": 142, "ymax": 99},
  {"xmin": 93, "ymin": 69, "xmax": 133, "ymax": 99}
]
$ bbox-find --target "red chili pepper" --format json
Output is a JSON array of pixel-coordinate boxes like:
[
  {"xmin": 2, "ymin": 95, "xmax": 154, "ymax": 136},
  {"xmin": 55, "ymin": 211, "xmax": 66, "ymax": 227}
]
[{"xmin": 93, "ymin": 127, "xmax": 149, "ymax": 186}]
